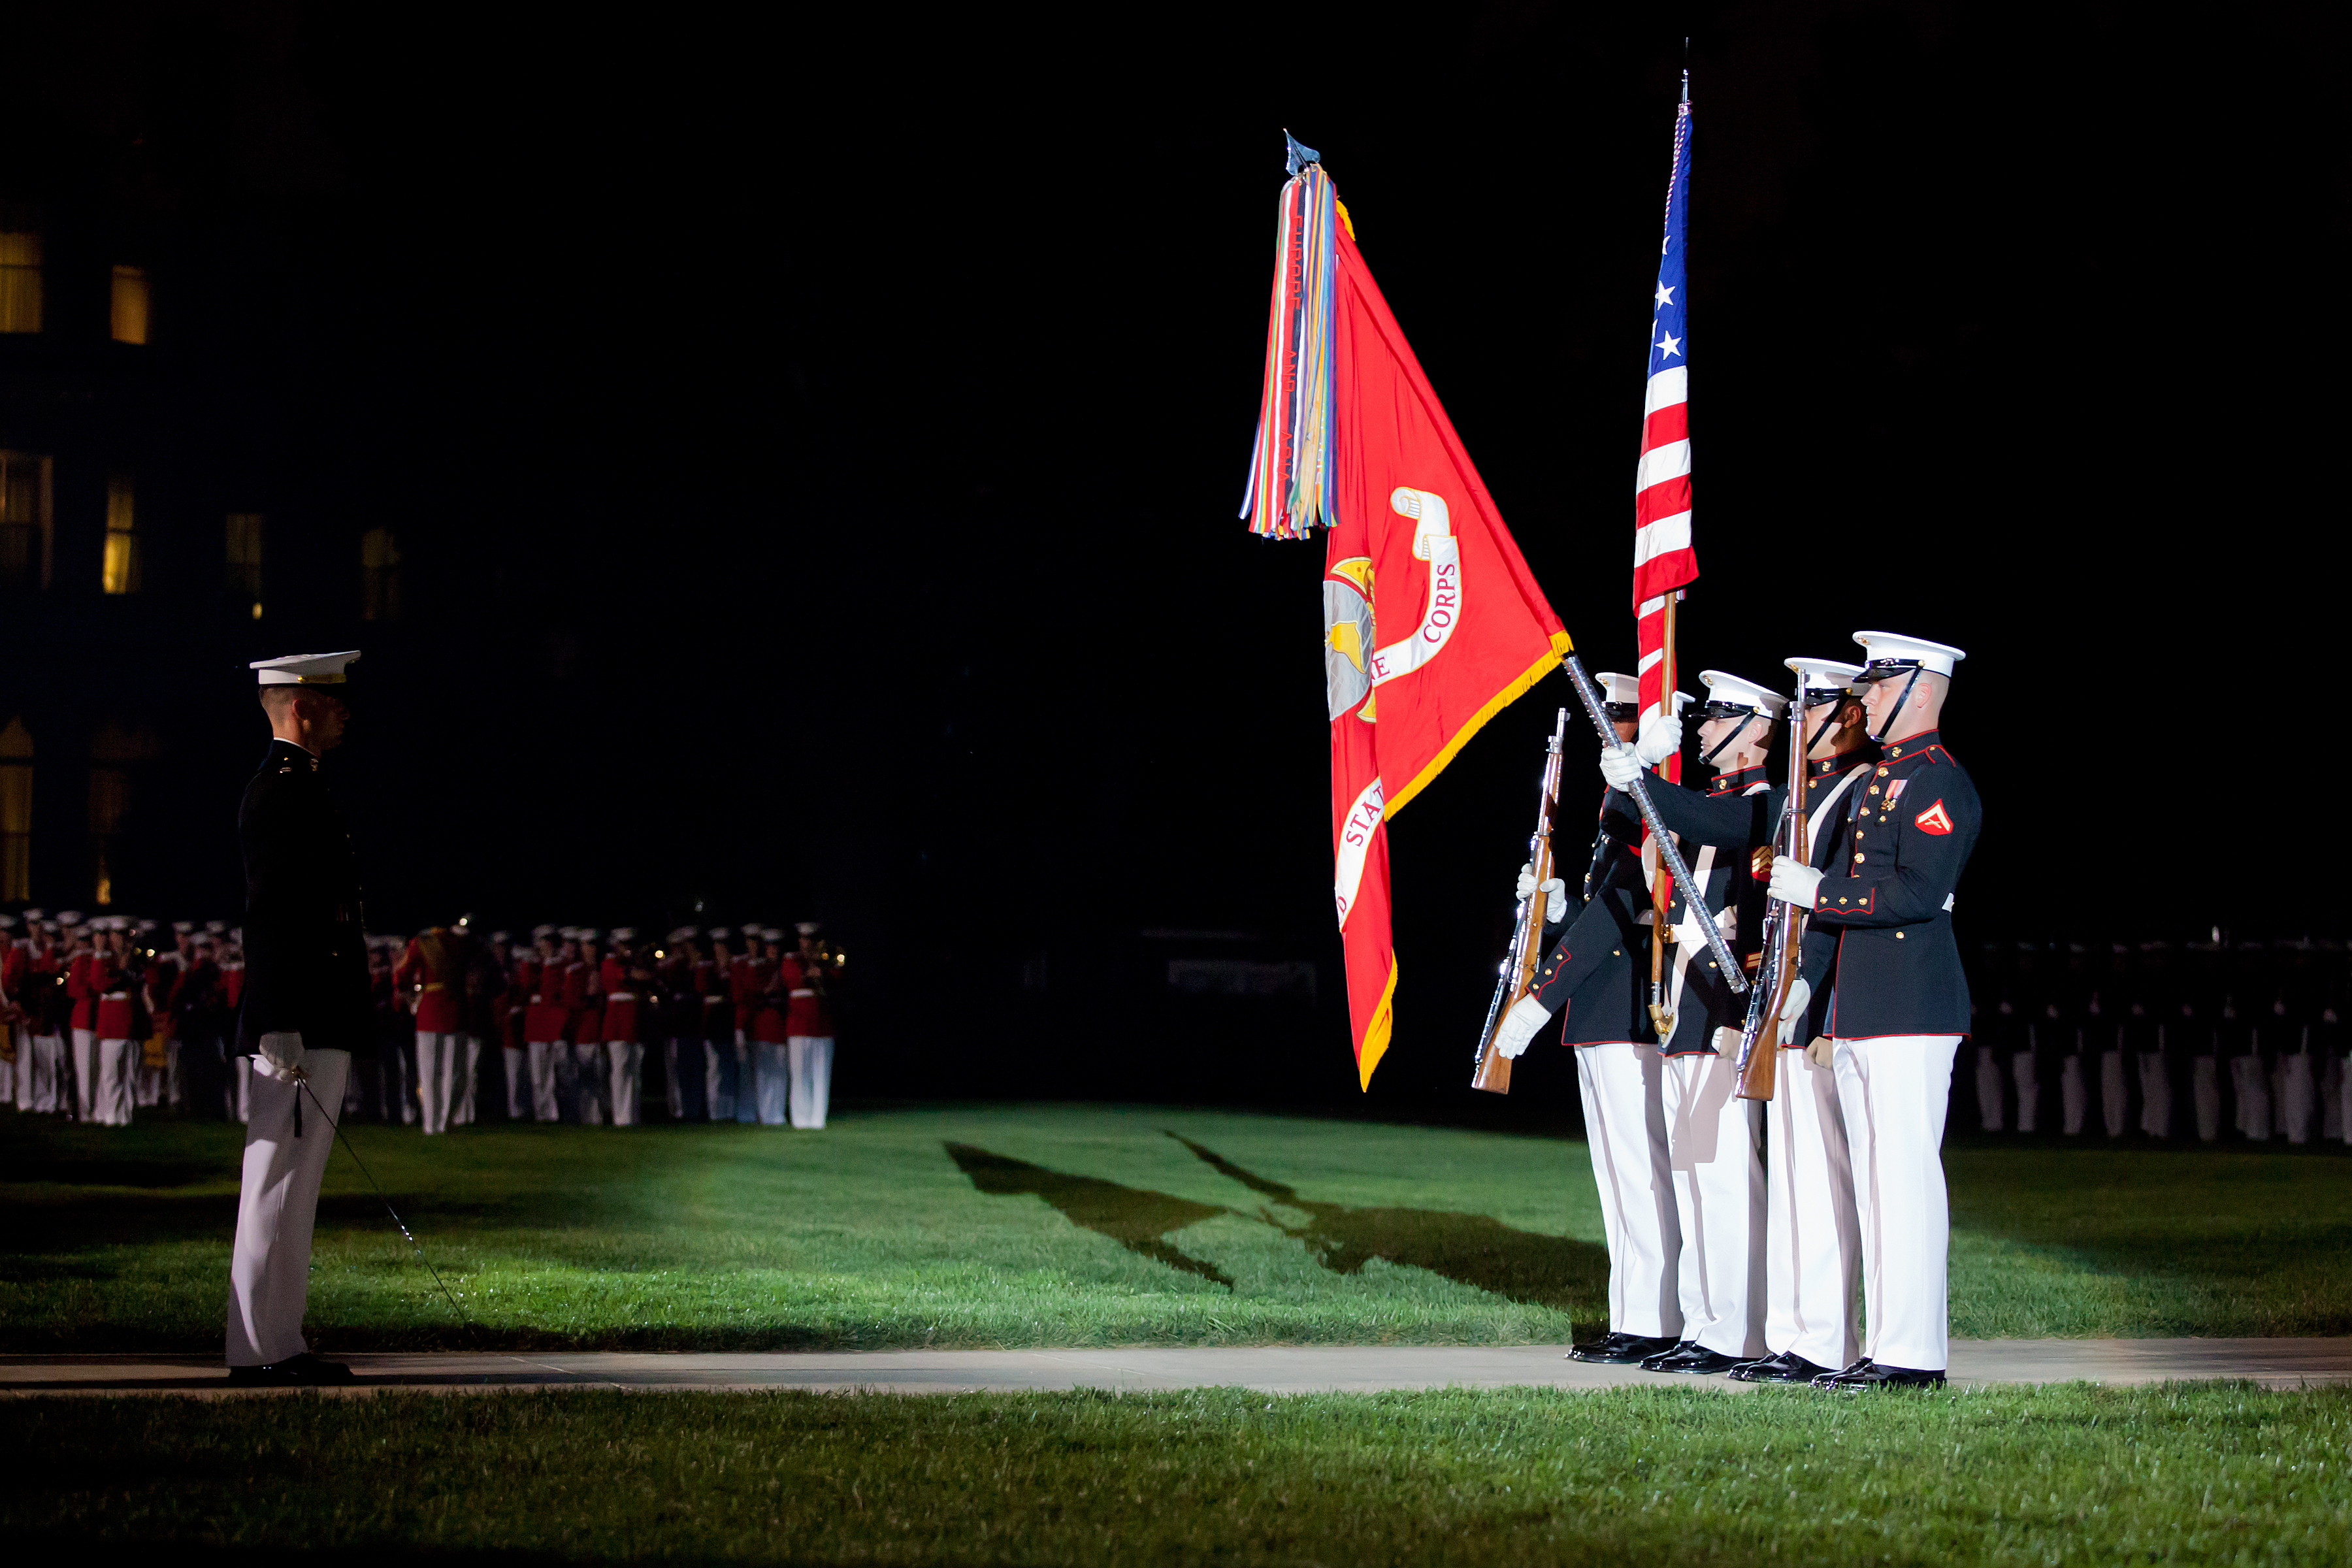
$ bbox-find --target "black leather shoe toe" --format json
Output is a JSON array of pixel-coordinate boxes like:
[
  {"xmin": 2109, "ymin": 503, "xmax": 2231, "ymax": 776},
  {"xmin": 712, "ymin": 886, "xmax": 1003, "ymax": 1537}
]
[
  {"xmin": 1812, "ymin": 1359, "xmax": 1946, "ymax": 1390},
  {"xmin": 1569, "ymin": 1333, "xmax": 1680, "ymax": 1365},
  {"xmin": 1728, "ymin": 1352, "xmax": 1831, "ymax": 1384},
  {"xmin": 1642, "ymin": 1343, "xmax": 1748, "ymax": 1375},
  {"xmin": 280, "ymin": 1353, "xmax": 355, "ymax": 1385}
]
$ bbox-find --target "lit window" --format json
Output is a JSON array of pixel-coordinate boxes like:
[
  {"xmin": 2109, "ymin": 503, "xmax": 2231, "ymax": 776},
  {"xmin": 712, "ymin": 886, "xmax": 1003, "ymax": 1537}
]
[
  {"xmin": 0, "ymin": 717, "xmax": 31, "ymax": 903},
  {"xmin": 110, "ymin": 265, "xmax": 150, "ymax": 344},
  {"xmin": 0, "ymin": 232, "xmax": 41, "ymax": 334},
  {"xmin": 226, "ymin": 512, "xmax": 265, "ymax": 617},
  {"xmin": 0, "ymin": 449, "xmax": 53, "ymax": 591},
  {"xmin": 361, "ymin": 527, "xmax": 402, "ymax": 622},
  {"xmin": 101, "ymin": 476, "xmax": 140, "ymax": 595}
]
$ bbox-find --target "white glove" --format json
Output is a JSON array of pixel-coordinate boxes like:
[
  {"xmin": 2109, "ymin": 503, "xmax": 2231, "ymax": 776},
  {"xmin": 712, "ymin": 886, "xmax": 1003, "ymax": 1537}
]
[
  {"xmin": 257, "ymin": 1030, "xmax": 306, "ymax": 1074},
  {"xmin": 1767, "ymin": 859, "xmax": 1823, "ymax": 910},
  {"xmin": 1515, "ymin": 864, "xmax": 1569, "ymax": 922},
  {"xmin": 1778, "ymin": 977, "xmax": 1811, "ymax": 1030},
  {"xmin": 1494, "ymin": 995, "xmax": 1554, "ymax": 1059},
  {"xmin": 1598, "ymin": 742, "xmax": 1641, "ymax": 790},
  {"xmin": 1633, "ymin": 713, "xmax": 1683, "ymax": 767}
]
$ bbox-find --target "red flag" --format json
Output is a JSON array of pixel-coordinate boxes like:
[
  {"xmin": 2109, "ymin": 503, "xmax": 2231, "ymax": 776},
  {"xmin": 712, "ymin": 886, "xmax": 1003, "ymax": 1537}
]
[{"xmin": 1311, "ymin": 220, "xmax": 1572, "ymax": 1088}]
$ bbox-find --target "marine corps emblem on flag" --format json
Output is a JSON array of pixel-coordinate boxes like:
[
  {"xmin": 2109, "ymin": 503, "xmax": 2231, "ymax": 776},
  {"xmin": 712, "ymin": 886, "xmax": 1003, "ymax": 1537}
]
[{"xmin": 1914, "ymin": 798, "xmax": 1955, "ymax": 836}]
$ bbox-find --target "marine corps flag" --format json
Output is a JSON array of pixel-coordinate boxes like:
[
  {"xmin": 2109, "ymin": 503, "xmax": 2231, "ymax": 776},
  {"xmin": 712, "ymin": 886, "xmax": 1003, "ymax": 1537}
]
[{"xmin": 1243, "ymin": 136, "xmax": 1571, "ymax": 1088}]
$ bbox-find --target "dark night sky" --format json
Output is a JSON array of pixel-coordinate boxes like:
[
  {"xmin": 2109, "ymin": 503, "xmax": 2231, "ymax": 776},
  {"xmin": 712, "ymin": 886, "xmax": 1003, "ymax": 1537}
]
[{"xmin": 16, "ymin": 3, "xmax": 2347, "ymax": 1104}]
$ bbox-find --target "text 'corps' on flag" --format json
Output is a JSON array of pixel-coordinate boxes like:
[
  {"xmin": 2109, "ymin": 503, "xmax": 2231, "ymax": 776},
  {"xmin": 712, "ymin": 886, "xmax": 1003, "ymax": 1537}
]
[{"xmin": 1242, "ymin": 136, "xmax": 1571, "ymax": 1089}]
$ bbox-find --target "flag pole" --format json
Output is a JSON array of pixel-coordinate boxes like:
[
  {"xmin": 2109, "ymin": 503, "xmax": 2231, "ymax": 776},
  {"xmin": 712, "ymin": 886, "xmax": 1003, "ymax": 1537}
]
[{"xmin": 1648, "ymin": 54, "xmax": 1692, "ymax": 1039}]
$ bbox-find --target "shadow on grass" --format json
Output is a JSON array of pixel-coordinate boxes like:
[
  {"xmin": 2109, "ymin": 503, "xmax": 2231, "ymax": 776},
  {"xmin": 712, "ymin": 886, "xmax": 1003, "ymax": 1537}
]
[
  {"xmin": 1169, "ymin": 1135, "xmax": 1608, "ymax": 1313},
  {"xmin": 943, "ymin": 1143, "xmax": 1235, "ymax": 1289}
]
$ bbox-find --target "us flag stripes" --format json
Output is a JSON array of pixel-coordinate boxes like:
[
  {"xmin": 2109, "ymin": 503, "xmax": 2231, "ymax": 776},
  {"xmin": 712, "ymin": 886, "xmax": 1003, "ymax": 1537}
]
[{"xmin": 1633, "ymin": 82, "xmax": 1697, "ymax": 777}]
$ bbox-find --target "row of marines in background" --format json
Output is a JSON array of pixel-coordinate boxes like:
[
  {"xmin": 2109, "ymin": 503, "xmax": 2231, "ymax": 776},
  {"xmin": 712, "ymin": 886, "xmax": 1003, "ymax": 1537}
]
[
  {"xmin": 0, "ymin": 913, "xmax": 842, "ymax": 1133},
  {"xmin": 1968, "ymin": 936, "xmax": 2349, "ymax": 1144}
]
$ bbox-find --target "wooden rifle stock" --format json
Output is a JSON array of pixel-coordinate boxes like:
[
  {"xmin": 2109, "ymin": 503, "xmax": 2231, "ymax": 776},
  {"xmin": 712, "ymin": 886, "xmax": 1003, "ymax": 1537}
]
[
  {"xmin": 1471, "ymin": 708, "xmax": 1570, "ymax": 1094},
  {"xmin": 1735, "ymin": 696, "xmax": 1814, "ymax": 1102}
]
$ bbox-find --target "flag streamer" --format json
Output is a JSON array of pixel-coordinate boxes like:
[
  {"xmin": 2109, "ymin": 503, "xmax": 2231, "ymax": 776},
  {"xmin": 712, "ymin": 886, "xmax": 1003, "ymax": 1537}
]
[{"xmin": 1239, "ymin": 156, "xmax": 1341, "ymax": 539}]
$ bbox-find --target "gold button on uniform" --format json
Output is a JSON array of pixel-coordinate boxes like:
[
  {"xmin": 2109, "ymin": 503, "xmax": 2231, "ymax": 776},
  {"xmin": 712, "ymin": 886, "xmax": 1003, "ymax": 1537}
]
[{"xmin": 1896, "ymin": 932, "xmax": 1906, "ymax": 939}]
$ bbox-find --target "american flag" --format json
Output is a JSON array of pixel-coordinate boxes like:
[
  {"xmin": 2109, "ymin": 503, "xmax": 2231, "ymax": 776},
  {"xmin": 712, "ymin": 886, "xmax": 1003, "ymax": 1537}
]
[{"xmin": 1633, "ymin": 82, "xmax": 1697, "ymax": 778}]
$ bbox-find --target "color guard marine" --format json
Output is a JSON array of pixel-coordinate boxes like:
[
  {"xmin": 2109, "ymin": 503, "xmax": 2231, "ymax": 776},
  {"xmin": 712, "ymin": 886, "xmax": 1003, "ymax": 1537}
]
[
  {"xmin": 1491, "ymin": 671, "xmax": 1680, "ymax": 1367},
  {"xmin": 1765, "ymin": 632, "xmax": 1978, "ymax": 1390},
  {"xmin": 1591, "ymin": 668, "xmax": 1781, "ymax": 1376}
]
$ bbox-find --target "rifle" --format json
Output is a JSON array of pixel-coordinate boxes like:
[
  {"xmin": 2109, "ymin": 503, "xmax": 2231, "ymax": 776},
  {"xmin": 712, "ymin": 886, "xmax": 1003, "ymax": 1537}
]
[
  {"xmin": 1733, "ymin": 693, "xmax": 1810, "ymax": 1101},
  {"xmin": 1471, "ymin": 708, "xmax": 1570, "ymax": 1093},
  {"xmin": 1558, "ymin": 657, "xmax": 1747, "ymax": 995}
]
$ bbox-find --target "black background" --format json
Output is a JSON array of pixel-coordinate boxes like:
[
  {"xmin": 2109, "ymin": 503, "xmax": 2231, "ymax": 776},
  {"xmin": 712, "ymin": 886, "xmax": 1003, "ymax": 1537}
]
[{"xmin": 11, "ymin": 3, "xmax": 2345, "ymax": 1116}]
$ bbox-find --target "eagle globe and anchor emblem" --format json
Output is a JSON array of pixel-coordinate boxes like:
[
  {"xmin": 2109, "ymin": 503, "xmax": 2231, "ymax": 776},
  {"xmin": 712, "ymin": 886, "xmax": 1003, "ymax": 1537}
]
[{"xmin": 1323, "ymin": 485, "xmax": 1464, "ymax": 722}]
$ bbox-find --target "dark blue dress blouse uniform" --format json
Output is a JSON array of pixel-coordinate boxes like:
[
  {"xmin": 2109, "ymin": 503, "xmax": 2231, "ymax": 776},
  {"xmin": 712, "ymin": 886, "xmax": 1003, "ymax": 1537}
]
[
  {"xmin": 1639, "ymin": 747, "xmax": 1880, "ymax": 1049},
  {"xmin": 235, "ymin": 738, "xmax": 376, "ymax": 1059},
  {"xmin": 1793, "ymin": 729, "xmax": 1981, "ymax": 1041},
  {"xmin": 1526, "ymin": 789, "xmax": 1655, "ymax": 1047}
]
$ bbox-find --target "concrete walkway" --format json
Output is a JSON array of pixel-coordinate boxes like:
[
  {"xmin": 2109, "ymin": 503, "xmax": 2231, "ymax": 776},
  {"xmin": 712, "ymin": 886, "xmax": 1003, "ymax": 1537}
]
[{"xmin": 7, "ymin": 1339, "xmax": 2352, "ymax": 1396}]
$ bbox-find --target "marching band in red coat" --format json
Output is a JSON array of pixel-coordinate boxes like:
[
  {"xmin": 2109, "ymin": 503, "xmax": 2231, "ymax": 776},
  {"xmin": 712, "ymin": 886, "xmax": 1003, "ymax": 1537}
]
[{"xmin": 2, "ymin": 910, "xmax": 846, "ymax": 1131}]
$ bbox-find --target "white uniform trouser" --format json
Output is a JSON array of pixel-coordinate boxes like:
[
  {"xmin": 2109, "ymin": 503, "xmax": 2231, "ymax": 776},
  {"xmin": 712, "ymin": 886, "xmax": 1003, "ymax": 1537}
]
[
  {"xmin": 704, "ymin": 1042, "xmax": 733, "ymax": 1121},
  {"xmin": 2231, "ymin": 1054, "xmax": 2272, "ymax": 1141},
  {"xmin": 1973, "ymin": 1044, "xmax": 2003, "ymax": 1131},
  {"xmin": 572, "ymin": 1042, "xmax": 607, "ymax": 1124},
  {"xmin": 2279, "ymin": 1051, "xmax": 2316, "ymax": 1145},
  {"xmin": 1764, "ymin": 1045, "xmax": 1860, "ymax": 1369},
  {"xmin": 71, "ymin": 1028, "xmax": 98, "ymax": 1121},
  {"xmin": 1658, "ymin": 1049, "xmax": 1764, "ymax": 1358},
  {"xmin": 137, "ymin": 1041, "xmax": 163, "ymax": 1107},
  {"xmin": 1574, "ymin": 1042, "xmax": 1680, "ymax": 1339},
  {"xmin": 226, "ymin": 1049, "xmax": 351, "ymax": 1366},
  {"xmin": 734, "ymin": 1034, "xmax": 758, "ymax": 1124},
  {"xmin": 453, "ymin": 1035, "xmax": 482, "ymax": 1125},
  {"xmin": 1833, "ymin": 1033, "xmax": 1961, "ymax": 1372},
  {"xmin": 755, "ymin": 1041, "xmax": 791, "ymax": 1124},
  {"xmin": 526, "ymin": 1041, "xmax": 562, "ymax": 1121},
  {"xmin": 2138, "ymin": 1053, "xmax": 2173, "ymax": 1138},
  {"xmin": 607, "ymin": 1041, "xmax": 643, "ymax": 1125},
  {"xmin": 788, "ymin": 1036, "xmax": 834, "ymax": 1130},
  {"xmin": 97, "ymin": 1037, "xmax": 136, "ymax": 1125},
  {"xmin": 2100, "ymin": 1049, "xmax": 2128, "ymax": 1138},
  {"xmin": 414, "ymin": 1032, "xmax": 459, "ymax": 1135},
  {"xmin": 2059, "ymin": 1054, "xmax": 2086, "ymax": 1135},
  {"xmin": 502, "ymin": 1047, "xmax": 529, "ymax": 1120},
  {"xmin": 2012, "ymin": 1041, "xmax": 2040, "ymax": 1133},
  {"xmin": 663, "ymin": 1040, "xmax": 687, "ymax": 1118},
  {"xmin": 28, "ymin": 1033, "xmax": 63, "ymax": 1112},
  {"xmin": 2192, "ymin": 1055, "xmax": 2220, "ymax": 1140},
  {"xmin": 0, "ymin": 1028, "xmax": 18, "ymax": 1107}
]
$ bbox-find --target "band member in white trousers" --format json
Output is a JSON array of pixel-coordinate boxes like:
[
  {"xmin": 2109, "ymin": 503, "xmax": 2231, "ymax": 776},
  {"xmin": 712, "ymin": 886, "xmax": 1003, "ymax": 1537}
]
[{"xmin": 787, "ymin": 1036, "xmax": 834, "ymax": 1129}]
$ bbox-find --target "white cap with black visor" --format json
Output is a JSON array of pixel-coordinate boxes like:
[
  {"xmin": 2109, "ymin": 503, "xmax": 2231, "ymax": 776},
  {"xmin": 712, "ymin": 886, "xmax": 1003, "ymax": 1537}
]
[
  {"xmin": 1786, "ymin": 657, "xmax": 1864, "ymax": 755},
  {"xmin": 1693, "ymin": 670, "xmax": 1780, "ymax": 768},
  {"xmin": 1850, "ymin": 632, "xmax": 1965, "ymax": 743}
]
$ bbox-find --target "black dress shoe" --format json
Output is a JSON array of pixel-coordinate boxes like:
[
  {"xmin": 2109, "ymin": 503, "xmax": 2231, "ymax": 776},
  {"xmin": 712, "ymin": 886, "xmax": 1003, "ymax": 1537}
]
[
  {"xmin": 1810, "ymin": 1358, "xmax": 1945, "ymax": 1390},
  {"xmin": 1567, "ymin": 1333, "xmax": 1680, "ymax": 1365},
  {"xmin": 1640, "ymin": 1341, "xmax": 1748, "ymax": 1375},
  {"xmin": 1727, "ymin": 1350, "xmax": 1831, "ymax": 1384},
  {"xmin": 227, "ymin": 1352, "xmax": 355, "ymax": 1387}
]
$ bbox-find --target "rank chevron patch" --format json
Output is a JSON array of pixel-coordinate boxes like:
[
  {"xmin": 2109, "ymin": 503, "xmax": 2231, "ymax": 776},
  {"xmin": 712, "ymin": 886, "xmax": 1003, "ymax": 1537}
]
[{"xmin": 1914, "ymin": 798, "xmax": 1955, "ymax": 836}]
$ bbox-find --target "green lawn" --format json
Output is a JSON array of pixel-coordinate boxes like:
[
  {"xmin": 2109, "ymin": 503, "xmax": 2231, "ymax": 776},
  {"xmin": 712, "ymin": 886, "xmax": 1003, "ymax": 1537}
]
[
  {"xmin": 5, "ymin": 1103, "xmax": 2350, "ymax": 1351},
  {"xmin": 7, "ymin": 1382, "xmax": 2350, "ymax": 1564}
]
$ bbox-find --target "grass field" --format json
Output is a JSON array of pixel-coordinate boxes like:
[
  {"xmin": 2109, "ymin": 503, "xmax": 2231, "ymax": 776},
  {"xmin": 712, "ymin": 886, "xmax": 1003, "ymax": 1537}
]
[
  {"xmin": 6, "ymin": 1103, "xmax": 2351, "ymax": 1351},
  {"xmin": 7, "ymin": 1382, "xmax": 2350, "ymax": 1563}
]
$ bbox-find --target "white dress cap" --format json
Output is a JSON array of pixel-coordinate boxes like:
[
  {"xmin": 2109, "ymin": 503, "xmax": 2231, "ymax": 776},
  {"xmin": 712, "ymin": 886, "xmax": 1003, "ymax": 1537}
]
[
  {"xmin": 1593, "ymin": 670, "xmax": 1641, "ymax": 708},
  {"xmin": 1850, "ymin": 631, "xmax": 1965, "ymax": 680},
  {"xmin": 795, "ymin": 921, "xmax": 821, "ymax": 936},
  {"xmin": 251, "ymin": 650, "xmax": 361, "ymax": 686},
  {"xmin": 1697, "ymin": 670, "xmax": 1780, "ymax": 719},
  {"xmin": 1785, "ymin": 657, "xmax": 1863, "ymax": 703}
]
